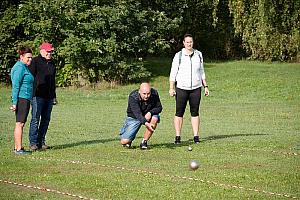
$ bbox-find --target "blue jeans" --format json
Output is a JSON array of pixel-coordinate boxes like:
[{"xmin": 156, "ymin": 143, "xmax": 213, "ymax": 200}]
[
  {"xmin": 120, "ymin": 117, "xmax": 142, "ymax": 141},
  {"xmin": 120, "ymin": 115, "xmax": 160, "ymax": 142},
  {"xmin": 29, "ymin": 97, "xmax": 53, "ymax": 146}
]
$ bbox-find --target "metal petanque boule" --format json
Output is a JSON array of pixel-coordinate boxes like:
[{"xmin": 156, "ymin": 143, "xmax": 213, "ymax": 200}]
[{"xmin": 189, "ymin": 160, "xmax": 199, "ymax": 170}]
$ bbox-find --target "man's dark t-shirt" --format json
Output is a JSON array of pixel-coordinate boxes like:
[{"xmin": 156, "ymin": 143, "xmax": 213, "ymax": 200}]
[
  {"xmin": 127, "ymin": 88, "xmax": 163, "ymax": 124},
  {"xmin": 28, "ymin": 55, "xmax": 56, "ymax": 99}
]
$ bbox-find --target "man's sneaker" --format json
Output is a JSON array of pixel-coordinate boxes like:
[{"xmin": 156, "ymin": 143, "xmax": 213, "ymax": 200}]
[
  {"xmin": 123, "ymin": 142, "xmax": 132, "ymax": 148},
  {"xmin": 140, "ymin": 140, "xmax": 148, "ymax": 150},
  {"xmin": 14, "ymin": 149, "xmax": 32, "ymax": 155},
  {"xmin": 29, "ymin": 144, "xmax": 39, "ymax": 151},
  {"xmin": 194, "ymin": 136, "xmax": 200, "ymax": 144},
  {"xmin": 41, "ymin": 144, "xmax": 51, "ymax": 150},
  {"xmin": 174, "ymin": 136, "xmax": 181, "ymax": 144}
]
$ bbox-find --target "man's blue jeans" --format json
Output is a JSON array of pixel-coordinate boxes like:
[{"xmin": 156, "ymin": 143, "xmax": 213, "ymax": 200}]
[
  {"xmin": 120, "ymin": 115, "xmax": 160, "ymax": 142},
  {"xmin": 29, "ymin": 97, "xmax": 53, "ymax": 146}
]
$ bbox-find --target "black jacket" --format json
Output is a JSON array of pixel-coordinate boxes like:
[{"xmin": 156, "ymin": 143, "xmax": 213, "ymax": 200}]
[
  {"xmin": 29, "ymin": 55, "xmax": 56, "ymax": 99},
  {"xmin": 127, "ymin": 88, "xmax": 163, "ymax": 124}
]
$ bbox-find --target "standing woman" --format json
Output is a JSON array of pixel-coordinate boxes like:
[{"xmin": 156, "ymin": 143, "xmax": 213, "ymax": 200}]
[
  {"xmin": 10, "ymin": 46, "xmax": 34, "ymax": 155},
  {"xmin": 169, "ymin": 34, "xmax": 209, "ymax": 144}
]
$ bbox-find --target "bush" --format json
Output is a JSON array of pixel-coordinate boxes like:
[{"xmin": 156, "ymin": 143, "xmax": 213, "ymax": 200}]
[{"xmin": 0, "ymin": 0, "xmax": 179, "ymax": 85}]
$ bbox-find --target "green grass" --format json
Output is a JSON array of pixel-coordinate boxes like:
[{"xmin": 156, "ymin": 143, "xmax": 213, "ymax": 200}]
[{"xmin": 0, "ymin": 59, "xmax": 299, "ymax": 199}]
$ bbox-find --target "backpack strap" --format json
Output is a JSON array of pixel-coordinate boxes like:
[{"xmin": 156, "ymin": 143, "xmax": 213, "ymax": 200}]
[
  {"xmin": 194, "ymin": 50, "xmax": 203, "ymax": 63},
  {"xmin": 180, "ymin": 49, "xmax": 202, "ymax": 64},
  {"xmin": 175, "ymin": 50, "xmax": 202, "ymax": 83},
  {"xmin": 175, "ymin": 50, "xmax": 182, "ymax": 83},
  {"xmin": 179, "ymin": 50, "xmax": 182, "ymax": 66}
]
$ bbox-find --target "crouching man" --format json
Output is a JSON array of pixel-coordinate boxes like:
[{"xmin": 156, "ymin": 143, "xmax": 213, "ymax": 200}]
[{"xmin": 120, "ymin": 82, "xmax": 163, "ymax": 149}]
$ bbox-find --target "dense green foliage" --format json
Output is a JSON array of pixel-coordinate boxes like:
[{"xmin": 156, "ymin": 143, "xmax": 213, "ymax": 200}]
[
  {"xmin": 0, "ymin": 60, "xmax": 299, "ymax": 199},
  {"xmin": 229, "ymin": 0, "xmax": 300, "ymax": 61},
  {"xmin": 0, "ymin": 0, "xmax": 179, "ymax": 85},
  {"xmin": 0, "ymin": 0, "xmax": 299, "ymax": 85}
]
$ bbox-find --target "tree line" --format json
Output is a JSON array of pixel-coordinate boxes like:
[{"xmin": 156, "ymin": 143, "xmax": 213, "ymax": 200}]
[{"xmin": 0, "ymin": 0, "xmax": 299, "ymax": 86}]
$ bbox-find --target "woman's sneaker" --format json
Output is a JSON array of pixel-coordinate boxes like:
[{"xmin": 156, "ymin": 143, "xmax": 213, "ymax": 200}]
[
  {"xmin": 122, "ymin": 142, "xmax": 132, "ymax": 148},
  {"xmin": 194, "ymin": 136, "xmax": 200, "ymax": 144},
  {"xmin": 174, "ymin": 136, "xmax": 181, "ymax": 144},
  {"xmin": 41, "ymin": 144, "xmax": 50, "ymax": 150},
  {"xmin": 14, "ymin": 149, "xmax": 32, "ymax": 155}
]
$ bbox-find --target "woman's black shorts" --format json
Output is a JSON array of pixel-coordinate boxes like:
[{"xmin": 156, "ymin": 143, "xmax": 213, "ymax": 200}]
[
  {"xmin": 175, "ymin": 87, "xmax": 201, "ymax": 117},
  {"xmin": 16, "ymin": 98, "xmax": 31, "ymax": 123}
]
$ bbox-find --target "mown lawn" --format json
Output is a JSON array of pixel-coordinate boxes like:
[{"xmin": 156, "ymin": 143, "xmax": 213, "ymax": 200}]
[{"xmin": 0, "ymin": 59, "xmax": 299, "ymax": 199}]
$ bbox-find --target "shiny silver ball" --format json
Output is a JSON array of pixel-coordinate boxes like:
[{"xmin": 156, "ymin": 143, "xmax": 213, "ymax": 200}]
[
  {"xmin": 188, "ymin": 146, "xmax": 193, "ymax": 151},
  {"xmin": 189, "ymin": 160, "xmax": 199, "ymax": 170}
]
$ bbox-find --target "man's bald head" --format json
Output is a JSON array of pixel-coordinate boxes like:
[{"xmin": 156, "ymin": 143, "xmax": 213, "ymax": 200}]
[{"xmin": 139, "ymin": 82, "xmax": 151, "ymax": 101}]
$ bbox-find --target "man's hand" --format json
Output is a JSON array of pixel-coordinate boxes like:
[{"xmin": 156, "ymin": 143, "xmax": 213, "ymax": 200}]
[
  {"xmin": 145, "ymin": 112, "xmax": 152, "ymax": 121},
  {"xmin": 145, "ymin": 122, "xmax": 155, "ymax": 132}
]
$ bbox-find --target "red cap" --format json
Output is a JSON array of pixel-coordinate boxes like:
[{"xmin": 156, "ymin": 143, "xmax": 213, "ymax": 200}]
[{"xmin": 39, "ymin": 42, "xmax": 54, "ymax": 51}]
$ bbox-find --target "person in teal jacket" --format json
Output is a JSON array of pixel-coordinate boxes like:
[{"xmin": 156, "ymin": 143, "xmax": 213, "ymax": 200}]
[{"xmin": 10, "ymin": 46, "xmax": 34, "ymax": 155}]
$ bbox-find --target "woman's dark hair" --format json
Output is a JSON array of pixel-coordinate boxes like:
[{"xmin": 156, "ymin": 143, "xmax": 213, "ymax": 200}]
[
  {"xmin": 17, "ymin": 46, "xmax": 32, "ymax": 56},
  {"xmin": 183, "ymin": 33, "xmax": 193, "ymax": 40}
]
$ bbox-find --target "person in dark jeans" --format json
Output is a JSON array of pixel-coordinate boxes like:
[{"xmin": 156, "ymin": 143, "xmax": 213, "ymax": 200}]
[
  {"xmin": 120, "ymin": 82, "xmax": 163, "ymax": 150},
  {"xmin": 28, "ymin": 42, "xmax": 57, "ymax": 151}
]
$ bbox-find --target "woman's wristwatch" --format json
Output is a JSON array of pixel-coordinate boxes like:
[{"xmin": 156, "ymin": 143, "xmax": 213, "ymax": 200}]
[{"xmin": 204, "ymin": 85, "xmax": 208, "ymax": 88}]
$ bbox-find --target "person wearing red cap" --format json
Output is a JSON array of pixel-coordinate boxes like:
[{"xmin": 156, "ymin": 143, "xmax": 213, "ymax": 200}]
[{"xmin": 28, "ymin": 42, "xmax": 57, "ymax": 151}]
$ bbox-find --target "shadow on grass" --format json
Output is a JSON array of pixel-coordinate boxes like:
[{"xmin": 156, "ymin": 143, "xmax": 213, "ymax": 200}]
[
  {"xmin": 51, "ymin": 137, "xmax": 119, "ymax": 150},
  {"xmin": 151, "ymin": 133, "xmax": 268, "ymax": 149},
  {"xmin": 201, "ymin": 133, "xmax": 268, "ymax": 141},
  {"xmin": 49, "ymin": 133, "xmax": 267, "ymax": 150}
]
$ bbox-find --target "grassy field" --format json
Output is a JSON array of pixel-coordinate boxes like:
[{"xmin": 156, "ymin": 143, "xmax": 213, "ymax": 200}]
[{"xmin": 0, "ymin": 59, "xmax": 299, "ymax": 200}]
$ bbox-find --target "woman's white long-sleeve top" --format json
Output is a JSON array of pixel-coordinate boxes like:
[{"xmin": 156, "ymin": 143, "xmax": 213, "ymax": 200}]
[{"xmin": 169, "ymin": 48, "xmax": 206, "ymax": 90}]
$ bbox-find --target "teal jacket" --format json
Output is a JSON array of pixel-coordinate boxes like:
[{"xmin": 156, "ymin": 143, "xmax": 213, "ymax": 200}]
[{"xmin": 10, "ymin": 61, "xmax": 34, "ymax": 105}]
